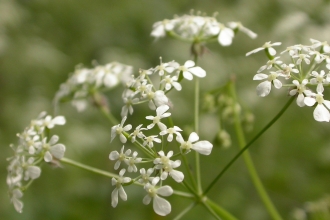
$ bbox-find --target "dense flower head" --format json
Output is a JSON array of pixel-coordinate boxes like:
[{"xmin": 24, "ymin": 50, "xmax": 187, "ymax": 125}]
[
  {"xmin": 7, "ymin": 112, "xmax": 66, "ymax": 213},
  {"xmin": 120, "ymin": 58, "xmax": 206, "ymax": 117},
  {"xmin": 151, "ymin": 10, "xmax": 257, "ymax": 46},
  {"xmin": 248, "ymin": 39, "xmax": 330, "ymax": 122},
  {"xmin": 54, "ymin": 62, "xmax": 133, "ymax": 112}
]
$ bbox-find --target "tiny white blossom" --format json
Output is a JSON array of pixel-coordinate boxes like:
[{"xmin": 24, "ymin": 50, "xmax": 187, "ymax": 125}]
[
  {"xmin": 161, "ymin": 75, "xmax": 182, "ymax": 91},
  {"xmin": 159, "ymin": 126, "xmax": 182, "ymax": 142},
  {"xmin": 253, "ymin": 72, "xmax": 282, "ymax": 97},
  {"xmin": 310, "ymin": 38, "xmax": 330, "ymax": 53},
  {"xmin": 129, "ymin": 124, "xmax": 146, "ymax": 143},
  {"xmin": 246, "ymin": 41, "xmax": 282, "ymax": 56},
  {"xmin": 218, "ymin": 24, "xmax": 235, "ymax": 46},
  {"xmin": 111, "ymin": 169, "xmax": 131, "ymax": 208},
  {"xmin": 280, "ymin": 63, "xmax": 299, "ymax": 79},
  {"xmin": 124, "ymin": 151, "xmax": 142, "ymax": 172},
  {"xmin": 289, "ymin": 79, "xmax": 312, "ymax": 107},
  {"xmin": 154, "ymin": 151, "xmax": 184, "ymax": 182},
  {"xmin": 109, "ymin": 146, "xmax": 132, "ymax": 170},
  {"xmin": 121, "ymin": 95, "xmax": 139, "ymax": 118},
  {"xmin": 42, "ymin": 135, "xmax": 66, "ymax": 162},
  {"xmin": 10, "ymin": 189, "xmax": 24, "ymax": 213},
  {"xmin": 143, "ymin": 135, "xmax": 161, "ymax": 148},
  {"xmin": 177, "ymin": 60, "xmax": 206, "ymax": 80},
  {"xmin": 176, "ymin": 132, "xmax": 213, "ymax": 155},
  {"xmin": 143, "ymin": 177, "xmax": 173, "ymax": 216},
  {"xmin": 110, "ymin": 116, "xmax": 132, "ymax": 143},
  {"xmin": 257, "ymin": 57, "xmax": 283, "ymax": 73},
  {"xmin": 154, "ymin": 58, "xmax": 176, "ymax": 76},
  {"xmin": 146, "ymin": 105, "xmax": 171, "ymax": 130},
  {"xmin": 310, "ymin": 70, "xmax": 327, "ymax": 93},
  {"xmin": 138, "ymin": 168, "xmax": 154, "ymax": 185},
  {"xmin": 304, "ymin": 93, "xmax": 330, "ymax": 122},
  {"xmin": 227, "ymin": 22, "xmax": 257, "ymax": 39}
]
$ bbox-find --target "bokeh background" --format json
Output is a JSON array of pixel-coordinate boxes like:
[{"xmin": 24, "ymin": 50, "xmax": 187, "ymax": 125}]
[{"xmin": 1, "ymin": 0, "xmax": 330, "ymax": 219}]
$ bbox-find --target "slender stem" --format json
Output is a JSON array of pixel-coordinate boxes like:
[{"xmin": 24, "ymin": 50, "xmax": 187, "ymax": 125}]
[
  {"xmin": 173, "ymin": 202, "xmax": 198, "ymax": 220},
  {"xmin": 193, "ymin": 52, "xmax": 202, "ymax": 195},
  {"xmin": 203, "ymin": 96, "xmax": 294, "ymax": 196},
  {"xmin": 228, "ymin": 81, "xmax": 283, "ymax": 220},
  {"xmin": 61, "ymin": 157, "xmax": 119, "ymax": 179},
  {"xmin": 204, "ymin": 198, "xmax": 238, "ymax": 220},
  {"xmin": 181, "ymin": 153, "xmax": 198, "ymax": 191}
]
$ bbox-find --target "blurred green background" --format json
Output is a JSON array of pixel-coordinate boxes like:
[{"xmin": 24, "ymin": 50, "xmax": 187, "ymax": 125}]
[{"xmin": 1, "ymin": 0, "xmax": 330, "ymax": 219}]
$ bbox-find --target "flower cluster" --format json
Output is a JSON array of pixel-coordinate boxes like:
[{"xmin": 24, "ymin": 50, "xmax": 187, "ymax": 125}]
[
  {"xmin": 151, "ymin": 11, "xmax": 257, "ymax": 46},
  {"xmin": 7, "ymin": 112, "xmax": 66, "ymax": 213},
  {"xmin": 109, "ymin": 104, "xmax": 213, "ymax": 215},
  {"xmin": 121, "ymin": 58, "xmax": 206, "ymax": 117},
  {"xmin": 108, "ymin": 59, "xmax": 213, "ymax": 215},
  {"xmin": 54, "ymin": 62, "xmax": 133, "ymax": 112},
  {"xmin": 248, "ymin": 39, "xmax": 330, "ymax": 122}
]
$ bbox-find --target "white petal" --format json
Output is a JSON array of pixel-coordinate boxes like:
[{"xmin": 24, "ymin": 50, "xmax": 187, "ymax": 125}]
[
  {"xmin": 253, "ymin": 73, "xmax": 268, "ymax": 80},
  {"xmin": 143, "ymin": 195, "xmax": 152, "ymax": 205},
  {"xmin": 268, "ymin": 47, "xmax": 276, "ymax": 56},
  {"xmin": 153, "ymin": 196, "xmax": 171, "ymax": 216},
  {"xmin": 50, "ymin": 144, "xmax": 66, "ymax": 159},
  {"xmin": 304, "ymin": 97, "xmax": 316, "ymax": 106},
  {"xmin": 44, "ymin": 151, "xmax": 53, "ymax": 162},
  {"xmin": 189, "ymin": 67, "xmax": 206, "ymax": 78},
  {"xmin": 111, "ymin": 188, "xmax": 119, "ymax": 207},
  {"xmin": 183, "ymin": 71, "xmax": 193, "ymax": 80},
  {"xmin": 323, "ymin": 100, "xmax": 330, "ymax": 109},
  {"xmin": 273, "ymin": 79, "xmax": 282, "ymax": 89},
  {"xmin": 314, "ymin": 104, "xmax": 330, "ymax": 122},
  {"xmin": 289, "ymin": 89, "xmax": 297, "ymax": 96},
  {"xmin": 184, "ymin": 60, "xmax": 195, "ymax": 68},
  {"xmin": 176, "ymin": 135, "xmax": 184, "ymax": 143},
  {"xmin": 52, "ymin": 116, "xmax": 66, "ymax": 126},
  {"xmin": 157, "ymin": 105, "xmax": 169, "ymax": 116},
  {"xmin": 218, "ymin": 28, "xmax": 234, "ymax": 46},
  {"xmin": 256, "ymin": 81, "xmax": 271, "ymax": 97},
  {"xmin": 170, "ymin": 170, "xmax": 184, "ymax": 182},
  {"xmin": 157, "ymin": 186, "xmax": 173, "ymax": 197},
  {"xmin": 316, "ymin": 83, "xmax": 324, "ymax": 93},
  {"xmin": 118, "ymin": 186, "xmax": 127, "ymax": 201},
  {"xmin": 297, "ymin": 94, "xmax": 305, "ymax": 107},
  {"xmin": 27, "ymin": 166, "xmax": 41, "ymax": 179},
  {"xmin": 246, "ymin": 47, "xmax": 264, "ymax": 56},
  {"xmin": 109, "ymin": 151, "xmax": 119, "ymax": 160},
  {"xmin": 192, "ymin": 141, "xmax": 213, "ymax": 155},
  {"xmin": 188, "ymin": 132, "xmax": 199, "ymax": 143}
]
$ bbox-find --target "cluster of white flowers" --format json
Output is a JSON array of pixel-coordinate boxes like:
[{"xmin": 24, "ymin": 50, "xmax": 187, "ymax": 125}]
[
  {"xmin": 108, "ymin": 60, "xmax": 213, "ymax": 216},
  {"xmin": 151, "ymin": 11, "xmax": 257, "ymax": 46},
  {"xmin": 6, "ymin": 112, "xmax": 66, "ymax": 213},
  {"xmin": 248, "ymin": 39, "xmax": 330, "ymax": 122},
  {"xmin": 54, "ymin": 62, "xmax": 133, "ymax": 112},
  {"xmin": 121, "ymin": 58, "xmax": 206, "ymax": 117}
]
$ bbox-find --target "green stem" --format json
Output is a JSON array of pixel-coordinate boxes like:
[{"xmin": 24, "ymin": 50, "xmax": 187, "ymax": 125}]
[
  {"xmin": 204, "ymin": 198, "xmax": 238, "ymax": 220},
  {"xmin": 173, "ymin": 202, "xmax": 197, "ymax": 220},
  {"xmin": 61, "ymin": 157, "xmax": 119, "ymax": 179},
  {"xmin": 181, "ymin": 153, "xmax": 198, "ymax": 191},
  {"xmin": 203, "ymin": 94, "xmax": 294, "ymax": 197},
  {"xmin": 221, "ymin": 81, "xmax": 287, "ymax": 220}
]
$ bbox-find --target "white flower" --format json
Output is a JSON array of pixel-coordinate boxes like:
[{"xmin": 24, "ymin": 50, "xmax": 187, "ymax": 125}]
[
  {"xmin": 121, "ymin": 95, "xmax": 139, "ymax": 118},
  {"xmin": 40, "ymin": 115, "xmax": 66, "ymax": 129},
  {"xmin": 151, "ymin": 19, "xmax": 176, "ymax": 38},
  {"xmin": 161, "ymin": 75, "xmax": 182, "ymax": 91},
  {"xmin": 227, "ymin": 22, "xmax": 257, "ymax": 39},
  {"xmin": 143, "ymin": 177, "xmax": 173, "ymax": 216},
  {"xmin": 129, "ymin": 124, "xmax": 146, "ymax": 143},
  {"xmin": 22, "ymin": 157, "xmax": 41, "ymax": 181},
  {"xmin": 124, "ymin": 151, "xmax": 142, "ymax": 172},
  {"xmin": 289, "ymin": 79, "xmax": 312, "ymax": 107},
  {"xmin": 310, "ymin": 70, "xmax": 327, "ymax": 93},
  {"xmin": 159, "ymin": 126, "xmax": 182, "ymax": 142},
  {"xmin": 110, "ymin": 116, "xmax": 132, "ymax": 143},
  {"xmin": 154, "ymin": 58, "xmax": 176, "ymax": 76},
  {"xmin": 310, "ymin": 38, "xmax": 330, "ymax": 53},
  {"xmin": 257, "ymin": 57, "xmax": 282, "ymax": 73},
  {"xmin": 304, "ymin": 93, "xmax": 330, "ymax": 122},
  {"xmin": 246, "ymin": 41, "xmax": 282, "ymax": 56},
  {"xmin": 177, "ymin": 60, "xmax": 206, "ymax": 80},
  {"xmin": 280, "ymin": 63, "xmax": 299, "ymax": 78},
  {"xmin": 143, "ymin": 135, "xmax": 161, "ymax": 148},
  {"xmin": 176, "ymin": 132, "xmax": 213, "ymax": 155},
  {"xmin": 154, "ymin": 151, "xmax": 184, "ymax": 182},
  {"xmin": 218, "ymin": 24, "xmax": 235, "ymax": 46},
  {"xmin": 138, "ymin": 168, "xmax": 154, "ymax": 185},
  {"xmin": 146, "ymin": 105, "xmax": 171, "ymax": 130},
  {"xmin": 253, "ymin": 72, "xmax": 283, "ymax": 97},
  {"xmin": 144, "ymin": 88, "xmax": 169, "ymax": 110},
  {"xmin": 292, "ymin": 53, "xmax": 310, "ymax": 65},
  {"xmin": 111, "ymin": 169, "xmax": 131, "ymax": 207},
  {"xmin": 109, "ymin": 146, "xmax": 131, "ymax": 170},
  {"xmin": 42, "ymin": 135, "xmax": 66, "ymax": 162},
  {"xmin": 10, "ymin": 188, "xmax": 24, "ymax": 213}
]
